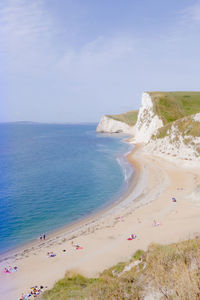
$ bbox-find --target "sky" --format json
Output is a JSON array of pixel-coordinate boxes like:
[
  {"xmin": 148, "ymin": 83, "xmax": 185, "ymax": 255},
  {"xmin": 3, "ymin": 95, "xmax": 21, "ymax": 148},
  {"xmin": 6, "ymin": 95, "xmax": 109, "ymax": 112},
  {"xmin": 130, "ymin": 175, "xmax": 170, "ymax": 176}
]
[{"xmin": 0, "ymin": 0, "xmax": 200, "ymax": 123}]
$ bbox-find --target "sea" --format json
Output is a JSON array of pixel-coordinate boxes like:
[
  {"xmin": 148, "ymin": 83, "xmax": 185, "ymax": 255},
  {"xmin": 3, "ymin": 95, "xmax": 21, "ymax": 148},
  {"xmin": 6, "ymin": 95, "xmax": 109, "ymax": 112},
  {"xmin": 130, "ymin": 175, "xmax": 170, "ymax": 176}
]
[{"xmin": 0, "ymin": 123, "xmax": 133, "ymax": 255}]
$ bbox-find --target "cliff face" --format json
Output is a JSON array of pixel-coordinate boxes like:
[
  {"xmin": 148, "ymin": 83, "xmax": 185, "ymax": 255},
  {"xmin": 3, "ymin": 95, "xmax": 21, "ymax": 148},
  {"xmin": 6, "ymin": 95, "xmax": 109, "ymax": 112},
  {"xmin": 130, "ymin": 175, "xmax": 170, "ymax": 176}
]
[
  {"xmin": 144, "ymin": 113, "xmax": 200, "ymax": 161},
  {"xmin": 131, "ymin": 93, "xmax": 200, "ymax": 161},
  {"xmin": 96, "ymin": 115, "xmax": 135, "ymax": 134},
  {"xmin": 132, "ymin": 93, "xmax": 163, "ymax": 143},
  {"xmin": 97, "ymin": 91, "xmax": 200, "ymax": 161}
]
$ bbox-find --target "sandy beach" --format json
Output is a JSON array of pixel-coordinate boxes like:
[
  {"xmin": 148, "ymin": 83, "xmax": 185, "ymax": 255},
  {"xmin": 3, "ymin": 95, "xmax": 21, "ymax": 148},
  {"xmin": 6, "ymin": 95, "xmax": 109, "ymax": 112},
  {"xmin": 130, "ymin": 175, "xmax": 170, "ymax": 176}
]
[{"xmin": 1, "ymin": 144, "xmax": 200, "ymax": 300}]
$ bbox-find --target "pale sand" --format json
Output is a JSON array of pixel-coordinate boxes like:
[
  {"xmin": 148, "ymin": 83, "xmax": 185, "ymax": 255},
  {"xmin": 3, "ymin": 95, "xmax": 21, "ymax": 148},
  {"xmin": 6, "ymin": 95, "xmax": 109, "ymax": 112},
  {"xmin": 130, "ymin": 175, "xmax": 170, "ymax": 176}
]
[{"xmin": 1, "ymin": 144, "xmax": 200, "ymax": 299}]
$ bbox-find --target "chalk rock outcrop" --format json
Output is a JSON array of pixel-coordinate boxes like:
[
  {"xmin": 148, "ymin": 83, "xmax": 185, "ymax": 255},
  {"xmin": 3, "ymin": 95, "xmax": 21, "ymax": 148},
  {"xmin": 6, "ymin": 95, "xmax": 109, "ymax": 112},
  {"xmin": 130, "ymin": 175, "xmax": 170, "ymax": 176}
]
[
  {"xmin": 97, "ymin": 91, "xmax": 200, "ymax": 161},
  {"xmin": 144, "ymin": 113, "xmax": 200, "ymax": 161},
  {"xmin": 132, "ymin": 93, "xmax": 163, "ymax": 144},
  {"xmin": 96, "ymin": 115, "xmax": 135, "ymax": 135}
]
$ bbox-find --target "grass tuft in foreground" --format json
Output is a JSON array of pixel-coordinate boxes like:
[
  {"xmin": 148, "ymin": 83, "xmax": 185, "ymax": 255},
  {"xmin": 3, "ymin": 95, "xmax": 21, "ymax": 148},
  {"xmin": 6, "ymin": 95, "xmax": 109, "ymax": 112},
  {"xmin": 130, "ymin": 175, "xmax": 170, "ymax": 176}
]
[{"xmin": 41, "ymin": 238, "xmax": 200, "ymax": 299}]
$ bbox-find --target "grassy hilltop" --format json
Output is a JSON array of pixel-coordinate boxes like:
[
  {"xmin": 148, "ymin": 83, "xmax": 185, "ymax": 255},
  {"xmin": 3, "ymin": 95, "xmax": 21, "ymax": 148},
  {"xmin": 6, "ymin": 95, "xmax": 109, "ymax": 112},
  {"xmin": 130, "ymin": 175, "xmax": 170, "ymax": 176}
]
[
  {"xmin": 106, "ymin": 92, "xmax": 200, "ymax": 130},
  {"xmin": 107, "ymin": 110, "xmax": 138, "ymax": 126},
  {"xmin": 147, "ymin": 92, "xmax": 200, "ymax": 141},
  {"xmin": 149, "ymin": 91, "xmax": 200, "ymax": 125},
  {"xmin": 42, "ymin": 238, "xmax": 200, "ymax": 300}
]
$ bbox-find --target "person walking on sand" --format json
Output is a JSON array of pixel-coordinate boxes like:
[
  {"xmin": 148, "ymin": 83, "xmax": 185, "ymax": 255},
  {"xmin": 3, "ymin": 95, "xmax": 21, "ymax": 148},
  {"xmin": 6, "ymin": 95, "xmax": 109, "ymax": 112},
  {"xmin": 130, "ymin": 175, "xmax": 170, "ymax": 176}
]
[
  {"xmin": 43, "ymin": 233, "xmax": 46, "ymax": 240},
  {"xmin": 40, "ymin": 234, "xmax": 42, "ymax": 240}
]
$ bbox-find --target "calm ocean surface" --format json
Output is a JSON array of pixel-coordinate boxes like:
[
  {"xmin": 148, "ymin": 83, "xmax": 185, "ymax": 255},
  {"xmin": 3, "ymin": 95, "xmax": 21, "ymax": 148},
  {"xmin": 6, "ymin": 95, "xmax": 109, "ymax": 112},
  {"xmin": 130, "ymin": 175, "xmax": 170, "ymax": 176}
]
[{"xmin": 0, "ymin": 123, "xmax": 133, "ymax": 254}]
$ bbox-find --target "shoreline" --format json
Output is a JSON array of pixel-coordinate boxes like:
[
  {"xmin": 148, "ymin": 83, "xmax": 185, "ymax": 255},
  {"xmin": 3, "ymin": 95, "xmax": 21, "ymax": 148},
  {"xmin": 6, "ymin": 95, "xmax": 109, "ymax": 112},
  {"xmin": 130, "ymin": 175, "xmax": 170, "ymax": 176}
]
[
  {"xmin": 0, "ymin": 142, "xmax": 141, "ymax": 264},
  {"xmin": 1, "ymin": 143, "xmax": 200, "ymax": 299}
]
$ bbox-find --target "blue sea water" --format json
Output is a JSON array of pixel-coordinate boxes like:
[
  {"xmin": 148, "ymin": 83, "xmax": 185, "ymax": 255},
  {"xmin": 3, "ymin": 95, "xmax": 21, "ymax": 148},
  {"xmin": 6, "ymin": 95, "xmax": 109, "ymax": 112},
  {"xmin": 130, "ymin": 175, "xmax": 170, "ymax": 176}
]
[{"xmin": 0, "ymin": 123, "xmax": 133, "ymax": 254}]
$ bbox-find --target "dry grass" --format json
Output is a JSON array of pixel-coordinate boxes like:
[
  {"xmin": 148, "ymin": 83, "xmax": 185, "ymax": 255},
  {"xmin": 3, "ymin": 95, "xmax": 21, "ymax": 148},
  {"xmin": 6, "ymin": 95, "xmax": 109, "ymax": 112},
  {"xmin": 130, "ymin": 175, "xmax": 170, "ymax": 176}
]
[
  {"xmin": 41, "ymin": 238, "xmax": 200, "ymax": 300},
  {"xmin": 145, "ymin": 239, "xmax": 200, "ymax": 299}
]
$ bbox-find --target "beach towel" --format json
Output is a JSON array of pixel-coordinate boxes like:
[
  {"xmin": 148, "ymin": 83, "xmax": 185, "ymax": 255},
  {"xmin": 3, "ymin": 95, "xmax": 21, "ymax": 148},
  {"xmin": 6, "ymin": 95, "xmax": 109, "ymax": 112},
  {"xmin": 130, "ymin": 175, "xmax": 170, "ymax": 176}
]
[
  {"xmin": 3, "ymin": 266, "xmax": 17, "ymax": 273},
  {"xmin": 3, "ymin": 270, "xmax": 11, "ymax": 274},
  {"xmin": 153, "ymin": 222, "xmax": 161, "ymax": 227}
]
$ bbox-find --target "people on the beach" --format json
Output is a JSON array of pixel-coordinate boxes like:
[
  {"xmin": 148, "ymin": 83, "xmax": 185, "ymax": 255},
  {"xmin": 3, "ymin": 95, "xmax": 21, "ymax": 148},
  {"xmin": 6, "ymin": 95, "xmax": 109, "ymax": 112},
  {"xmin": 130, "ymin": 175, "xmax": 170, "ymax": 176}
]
[
  {"xmin": 19, "ymin": 293, "xmax": 25, "ymax": 300},
  {"xmin": 127, "ymin": 234, "xmax": 136, "ymax": 240},
  {"xmin": 3, "ymin": 266, "xmax": 18, "ymax": 273},
  {"xmin": 4, "ymin": 267, "xmax": 10, "ymax": 273},
  {"xmin": 131, "ymin": 234, "xmax": 136, "ymax": 240},
  {"xmin": 130, "ymin": 234, "xmax": 136, "ymax": 239},
  {"xmin": 19, "ymin": 285, "xmax": 47, "ymax": 299},
  {"xmin": 172, "ymin": 197, "xmax": 177, "ymax": 202},
  {"xmin": 153, "ymin": 220, "xmax": 161, "ymax": 227},
  {"xmin": 39, "ymin": 233, "xmax": 46, "ymax": 240},
  {"xmin": 46, "ymin": 251, "xmax": 56, "ymax": 257},
  {"xmin": 71, "ymin": 242, "xmax": 83, "ymax": 250}
]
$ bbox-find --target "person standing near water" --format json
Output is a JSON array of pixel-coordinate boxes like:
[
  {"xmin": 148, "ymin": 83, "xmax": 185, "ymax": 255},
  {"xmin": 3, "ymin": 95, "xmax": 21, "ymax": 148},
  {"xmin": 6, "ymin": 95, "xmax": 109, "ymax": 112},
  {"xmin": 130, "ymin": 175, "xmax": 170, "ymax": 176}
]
[{"xmin": 43, "ymin": 233, "xmax": 46, "ymax": 240}]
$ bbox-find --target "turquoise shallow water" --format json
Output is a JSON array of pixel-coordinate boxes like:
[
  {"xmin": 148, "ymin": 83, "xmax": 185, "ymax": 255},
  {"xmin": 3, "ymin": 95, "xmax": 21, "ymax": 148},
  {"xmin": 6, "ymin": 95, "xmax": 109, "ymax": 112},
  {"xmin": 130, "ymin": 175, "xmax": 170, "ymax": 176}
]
[{"xmin": 0, "ymin": 123, "xmax": 133, "ymax": 254}]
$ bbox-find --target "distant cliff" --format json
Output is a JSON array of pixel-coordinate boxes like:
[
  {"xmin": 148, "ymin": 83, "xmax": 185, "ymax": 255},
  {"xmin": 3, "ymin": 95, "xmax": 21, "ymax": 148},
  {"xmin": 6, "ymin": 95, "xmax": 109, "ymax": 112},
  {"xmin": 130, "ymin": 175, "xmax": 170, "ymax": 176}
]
[
  {"xmin": 96, "ymin": 110, "xmax": 138, "ymax": 134},
  {"xmin": 97, "ymin": 91, "xmax": 200, "ymax": 161}
]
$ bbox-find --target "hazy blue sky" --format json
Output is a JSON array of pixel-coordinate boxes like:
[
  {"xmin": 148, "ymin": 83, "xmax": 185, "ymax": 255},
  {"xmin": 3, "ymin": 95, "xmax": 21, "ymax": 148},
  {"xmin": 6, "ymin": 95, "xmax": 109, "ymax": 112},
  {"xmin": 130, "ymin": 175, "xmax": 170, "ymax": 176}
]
[{"xmin": 0, "ymin": 0, "xmax": 200, "ymax": 122}]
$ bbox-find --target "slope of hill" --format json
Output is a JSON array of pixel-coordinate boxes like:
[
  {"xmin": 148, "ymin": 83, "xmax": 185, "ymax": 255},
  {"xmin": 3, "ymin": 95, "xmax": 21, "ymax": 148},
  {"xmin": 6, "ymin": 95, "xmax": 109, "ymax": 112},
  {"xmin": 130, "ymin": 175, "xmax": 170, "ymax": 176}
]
[
  {"xmin": 149, "ymin": 91, "xmax": 200, "ymax": 125},
  {"xmin": 41, "ymin": 238, "xmax": 200, "ymax": 300},
  {"xmin": 144, "ymin": 112, "xmax": 200, "ymax": 160}
]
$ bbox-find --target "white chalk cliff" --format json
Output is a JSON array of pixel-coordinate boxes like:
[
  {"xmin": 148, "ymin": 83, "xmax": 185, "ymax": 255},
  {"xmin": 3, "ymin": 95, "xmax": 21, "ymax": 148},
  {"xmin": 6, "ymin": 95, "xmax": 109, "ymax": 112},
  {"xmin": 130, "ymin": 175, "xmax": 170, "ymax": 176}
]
[
  {"xmin": 97, "ymin": 92, "xmax": 200, "ymax": 161},
  {"xmin": 144, "ymin": 114, "xmax": 200, "ymax": 161},
  {"xmin": 96, "ymin": 115, "xmax": 135, "ymax": 135},
  {"xmin": 132, "ymin": 93, "xmax": 200, "ymax": 161},
  {"xmin": 132, "ymin": 92, "xmax": 163, "ymax": 144}
]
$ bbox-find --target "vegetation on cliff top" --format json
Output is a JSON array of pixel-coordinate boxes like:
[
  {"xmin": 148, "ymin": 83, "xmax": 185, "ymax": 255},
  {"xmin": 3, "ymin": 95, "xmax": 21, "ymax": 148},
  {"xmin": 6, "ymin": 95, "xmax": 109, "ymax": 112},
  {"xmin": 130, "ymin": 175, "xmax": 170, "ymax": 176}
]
[
  {"xmin": 107, "ymin": 92, "xmax": 200, "ymax": 132},
  {"xmin": 149, "ymin": 91, "xmax": 200, "ymax": 126},
  {"xmin": 107, "ymin": 110, "xmax": 138, "ymax": 126},
  {"xmin": 154, "ymin": 114, "xmax": 200, "ymax": 141},
  {"xmin": 41, "ymin": 238, "xmax": 200, "ymax": 300}
]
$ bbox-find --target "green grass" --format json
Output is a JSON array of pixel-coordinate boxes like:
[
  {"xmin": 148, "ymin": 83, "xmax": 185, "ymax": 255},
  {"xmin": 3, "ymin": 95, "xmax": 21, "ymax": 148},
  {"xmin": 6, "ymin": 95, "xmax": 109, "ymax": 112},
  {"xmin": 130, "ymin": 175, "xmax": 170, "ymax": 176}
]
[
  {"xmin": 41, "ymin": 238, "xmax": 200, "ymax": 300},
  {"xmin": 176, "ymin": 117, "xmax": 200, "ymax": 138},
  {"xmin": 148, "ymin": 92, "xmax": 200, "ymax": 141},
  {"xmin": 107, "ymin": 110, "xmax": 138, "ymax": 126},
  {"xmin": 41, "ymin": 273, "xmax": 103, "ymax": 300},
  {"xmin": 154, "ymin": 114, "xmax": 200, "ymax": 140},
  {"xmin": 105, "ymin": 92, "xmax": 200, "ymax": 134},
  {"xmin": 149, "ymin": 92, "xmax": 200, "ymax": 125}
]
